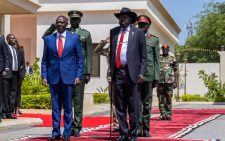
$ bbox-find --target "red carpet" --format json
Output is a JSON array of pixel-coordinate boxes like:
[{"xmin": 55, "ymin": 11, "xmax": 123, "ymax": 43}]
[
  {"xmin": 21, "ymin": 109, "xmax": 225, "ymax": 141},
  {"xmin": 19, "ymin": 114, "xmax": 109, "ymax": 127},
  {"xmin": 24, "ymin": 137, "xmax": 206, "ymax": 141}
]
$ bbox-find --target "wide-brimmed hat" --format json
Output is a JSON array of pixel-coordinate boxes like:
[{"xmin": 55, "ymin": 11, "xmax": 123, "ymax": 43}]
[{"xmin": 114, "ymin": 7, "xmax": 137, "ymax": 23}]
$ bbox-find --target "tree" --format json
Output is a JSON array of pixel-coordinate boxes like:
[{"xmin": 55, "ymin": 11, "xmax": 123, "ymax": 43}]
[{"xmin": 185, "ymin": 2, "xmax": 225, "ymax": 50}]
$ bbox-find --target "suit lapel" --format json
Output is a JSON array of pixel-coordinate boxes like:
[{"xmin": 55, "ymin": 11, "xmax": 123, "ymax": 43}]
[
  {"xmin": 61, "ymin": 31, "xmax": 69, "ymax": 58},
  {"xmin": 53, "ymin": 33, "xmax": 58, "ymax": 56},
  {"xmin": 112, "ymin": 27, "xmax": 120, "ymax": 58},
  {"xmin": 128, "ymin": 26, "xmax": 134, "ymax": 51},
  {"xmin": 127, "ymin": 26, "xmax": 135, "ymax": 57}
]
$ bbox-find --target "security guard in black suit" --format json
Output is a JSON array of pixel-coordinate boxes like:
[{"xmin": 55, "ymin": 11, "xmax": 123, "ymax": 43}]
[{"xmin": 0, "ymin": 35, "xmax": 10, "ymax": 122}]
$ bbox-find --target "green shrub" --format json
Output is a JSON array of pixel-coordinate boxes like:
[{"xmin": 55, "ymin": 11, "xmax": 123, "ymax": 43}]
[
  {"xmin": 198, "ymin": 70, "xmax": 225, "ymax": 101},
  {"xmin": 21, "ymin": 57, "xmax": 50, "ymax": 96},
  {"xmin": 21, "ymin": 94, "xmax": 51, "ymax": 109},
  {"xmin": 21, "ymin": 58, "xmax": 50, "ymax": 109},
  {"xmin": 214, "ymin": 96, "xmax": 225, "ymax": 102},
  {"xmin": 93, "ymin": 93, "xmax": 109, "ymax": 104},
  {"xmin": 181, "ymin": 94, "xmax": 210, "ymax": 102}
]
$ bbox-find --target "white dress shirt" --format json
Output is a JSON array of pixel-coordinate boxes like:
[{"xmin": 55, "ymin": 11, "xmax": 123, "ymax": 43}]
[
  {"xmin": 8, "ymin": 44, "xmax": 18, "ymax": 71},
  {"xmin": 116, "ymin": 25, "xmax": 130, "ymax": 65},
  {"xmin": 56, "ymin": 31, "xmax": 66, "ymax": 50}
]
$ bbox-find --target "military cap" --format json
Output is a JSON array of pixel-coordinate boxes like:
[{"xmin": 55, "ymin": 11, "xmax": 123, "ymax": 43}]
[
  {"xmin": 162, "ymin": 44, "xmax": 170, "ymax": 49},
  {"xmin": 137, "ymin": 15, "xmax": 151, "ymax": 25},
  {"xmin": 68, "ymin": 10, "xmax": 83, "ymax": 18}
]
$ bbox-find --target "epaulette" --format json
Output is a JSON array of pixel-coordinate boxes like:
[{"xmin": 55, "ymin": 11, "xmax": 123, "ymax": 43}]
[{"xmin": 81, "ymin": 28, "xmax": 90, "ymax": 33}]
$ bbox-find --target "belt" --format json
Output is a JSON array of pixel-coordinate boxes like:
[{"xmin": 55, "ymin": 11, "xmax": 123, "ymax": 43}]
[
  {"xmin": 117, "ymin": 64, "xmax": 128, "ymax": 70},
  {"xmin": 12, "ymin": 71, "xmax": 18, "ymax": 75}
]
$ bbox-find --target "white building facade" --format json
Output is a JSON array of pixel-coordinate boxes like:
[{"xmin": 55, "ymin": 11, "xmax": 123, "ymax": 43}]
[{"xmin": 1, "ymin": 0, "xmax": 180, "ymax": 95}]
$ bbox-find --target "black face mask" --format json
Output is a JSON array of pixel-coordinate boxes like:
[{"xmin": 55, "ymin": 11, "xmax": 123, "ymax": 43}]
[{"xmin": 138, "ymin": 22, "xmax": 149, "ymax": 33}]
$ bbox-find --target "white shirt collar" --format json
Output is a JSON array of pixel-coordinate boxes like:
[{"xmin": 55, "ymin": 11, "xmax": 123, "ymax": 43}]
[
  {"xmin": 57, "ymin": 30, "xmax": 67, "ymax": 38},
  {"xmin": 121, "ymin": 25, "xmax": 130, "ymax": 32}
]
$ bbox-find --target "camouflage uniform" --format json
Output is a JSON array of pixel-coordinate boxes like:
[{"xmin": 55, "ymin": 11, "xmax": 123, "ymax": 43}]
[
  {"xmin": 157, "ymin": 53, "xmax": 177, "ymax": 119},
  {"xmin": 138, "ymin": 33, "xmax": 160, "ymax": 134}
]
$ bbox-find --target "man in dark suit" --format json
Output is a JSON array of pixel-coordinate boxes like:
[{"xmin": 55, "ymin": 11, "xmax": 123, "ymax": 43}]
[
  {"xmin": 41, "ymin": 15, "xmax": 83, "ymax": 141},
  {"xmin": 15, "ymin": 45, "xmax": 25, "ymax": 115},
  {"xmin": 2, "ymin": 34, "xmax": 22, "ymax": 119},
  {"xmin": 25, "ymin": 61, "xmax": 33, "ymax": 75},
  {"xmin": 109, "ymin": 7, "xmax": 147, "ymax": 141},
  {"xmin": 0, "ymin": 34, "xmax": 10, "ymax": 122}
]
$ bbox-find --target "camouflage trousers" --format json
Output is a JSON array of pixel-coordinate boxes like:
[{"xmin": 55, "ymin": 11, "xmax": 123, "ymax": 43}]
[{"xmin": 157, "ymin": 83, "xmax": 173, "ymax": 117}]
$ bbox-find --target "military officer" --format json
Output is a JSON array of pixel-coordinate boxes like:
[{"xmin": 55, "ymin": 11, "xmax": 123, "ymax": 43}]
[
  {"xmin": 157, "ymin": 44, "xmax": 177, "ymax": 120},
  {"xmin": 136, "ymin": 15, "xmax": 160, "ymax": 137},
  {"xmin": 42, "ymin": 10, "xmax": 93, "ymax": 137}
]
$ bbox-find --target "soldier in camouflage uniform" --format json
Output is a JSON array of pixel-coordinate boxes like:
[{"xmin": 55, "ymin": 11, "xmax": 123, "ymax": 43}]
[
  {"xmin": 94, "ymin": 38, "xmax": 120, "ymax": 131},
  {"xmin": 157, "ymin": 44, "xmax": 177, "ymax": 120},
  {"xmin": 136, "ymin": 15, "xmax": 160, "ymax": 137},
  {"xmin": 42, "ymin": 10, "xmax": 93, "ymax": 136}
]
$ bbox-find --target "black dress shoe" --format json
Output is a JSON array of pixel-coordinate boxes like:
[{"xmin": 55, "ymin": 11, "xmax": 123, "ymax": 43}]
[
  {"xmin": 143, "ymin": 130, "xmax": 151, "ymax": 137},
  {"xmin": 129, "ymin": 136, "xmax": 137, "ymax": 141},
  {"xmin": 48, "ymin": 136, "xmax": 60, "ymax": 141},
  {"xmin": 2, "ymin": 114, "xmax": 6, "ymax": 119},
  {"xmin": 71, "ymin": 129, "xmax": 80, "ymax": 137},
  {"xmin": 116, "ymin": 135, "xmax": 129, "ymax": 141},
  {"xmin": 63, "ymin": 136, "xmax": 70, "ymax": 141}
]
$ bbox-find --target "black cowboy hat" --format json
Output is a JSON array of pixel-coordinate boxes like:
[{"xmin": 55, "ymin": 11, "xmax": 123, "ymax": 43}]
[{"xmin": 114, "ymin": 7, "xmax": 137, "ymax": 23}]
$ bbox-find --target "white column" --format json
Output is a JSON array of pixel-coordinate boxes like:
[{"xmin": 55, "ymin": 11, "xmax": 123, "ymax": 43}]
[
  {"xmin": 1, "ymin": 15, "xmax": 11, "ymax": 37},
  {"xmin": 0, "ymin": 14, "xmax": 3, "ymax": 34},
  {"xmin": 219, "ymin": 51, "xmax": 225, "ymax": 83}
]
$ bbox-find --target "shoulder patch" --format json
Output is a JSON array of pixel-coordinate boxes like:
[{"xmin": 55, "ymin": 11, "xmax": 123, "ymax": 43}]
[{"xmin": 81, "ymin": 28, "xmax": 90, "ymax": 33}]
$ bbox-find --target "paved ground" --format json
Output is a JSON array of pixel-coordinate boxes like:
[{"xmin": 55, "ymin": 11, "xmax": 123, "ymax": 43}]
[
  {"xmin": 0, "ymin": 102, "xmax": 224, "ymax": 141},
  {"xmin": 174, "ymin": 103, "xmax": 225, "ymax": 141}
]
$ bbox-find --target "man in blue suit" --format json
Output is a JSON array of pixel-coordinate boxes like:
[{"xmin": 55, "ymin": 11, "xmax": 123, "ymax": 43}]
[{"xmin": 41, "ymin": 15, "xmax": 83, "ymax": 141}]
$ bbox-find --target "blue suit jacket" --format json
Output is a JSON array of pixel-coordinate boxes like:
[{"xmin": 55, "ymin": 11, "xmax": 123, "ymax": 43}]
[{"xmin": 41, "ymin": 31, "xmax": 83, "ymax": 85}]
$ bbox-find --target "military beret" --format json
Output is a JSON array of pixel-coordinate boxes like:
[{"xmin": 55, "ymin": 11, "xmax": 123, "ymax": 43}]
[
  {"xmin": 162, "ymin": 44, "xmax": 170, "ymax": 49},
  {"xmin": 137, "ymin": 15, "xmax": 151, "ymax": 25},
  {"xmin": 68, "ymin": 10, "xmax": 83, "ymax": 18}
]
